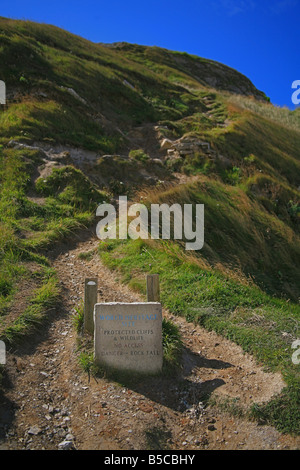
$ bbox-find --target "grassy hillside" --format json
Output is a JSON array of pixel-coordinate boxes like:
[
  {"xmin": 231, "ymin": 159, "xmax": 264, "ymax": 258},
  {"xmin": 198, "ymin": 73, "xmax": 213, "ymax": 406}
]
[{"xmin": 0, "ymin": 17, "xmax": 299, "ymax": 434}]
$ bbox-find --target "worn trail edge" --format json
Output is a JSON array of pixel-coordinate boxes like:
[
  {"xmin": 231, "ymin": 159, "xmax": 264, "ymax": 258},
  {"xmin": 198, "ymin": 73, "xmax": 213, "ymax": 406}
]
[{"xmin": 1, "ymin": 231, "xmax": 299, "ymax": 450}]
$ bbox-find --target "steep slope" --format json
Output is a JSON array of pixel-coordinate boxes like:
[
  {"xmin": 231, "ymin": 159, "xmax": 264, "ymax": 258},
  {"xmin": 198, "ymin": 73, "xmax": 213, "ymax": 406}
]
[{"xmin": 108, "ymin": 42, "xmax": 268, "ymax": 100}]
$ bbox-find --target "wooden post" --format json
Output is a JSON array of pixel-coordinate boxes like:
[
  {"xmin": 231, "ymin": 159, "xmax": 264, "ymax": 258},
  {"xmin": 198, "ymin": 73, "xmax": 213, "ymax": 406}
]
[
  {"xmin": 84, "ymin": 278, "xmax": 98, "ymax": 335},
  {"xmin": 146, "ymin": 274, "xmax": 160, "ymax": 302}
]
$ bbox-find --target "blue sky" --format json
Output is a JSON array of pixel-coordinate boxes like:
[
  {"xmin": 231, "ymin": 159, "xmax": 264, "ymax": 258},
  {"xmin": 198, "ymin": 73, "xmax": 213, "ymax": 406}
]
[{"xmin": 1, "ymin": 0, "xmax": 299, "ymax": 108}]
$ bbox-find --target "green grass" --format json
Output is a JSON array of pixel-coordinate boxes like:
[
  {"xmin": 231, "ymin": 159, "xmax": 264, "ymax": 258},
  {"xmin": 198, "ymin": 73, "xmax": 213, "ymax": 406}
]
[
  {"xmin": 98, "ymin": 236, "xmax": 300, "ymax": 434},
  {"xmin": 229, "ymin": 94, "xmax": 300, "ymax": 132},
  {"xmin": 0, "ymin": 267, "xmax": 60, "ymax": 345},
  {"xmin": 162, "ymin": 317, "xmax": 182, "ymax": 372},
  {"xmin": 129, "ymin": 148, "xmax": 150, "ymax": 163},
  {"xmin": 73, "ymin": 299, "xmax": 183, "ymax": 379},
  {"xmin": 250, "ymin": 383, "xmax": 300, "ymax": 435},
  {"xmin": 0, "ymin": 16, "xmax": 299, "ymax": 435},
  {"xmin": 72, "ymin": 300, "xmax": 84, "ymax": 333},
  {"xmin": 0, "ymin": 144, "xmax": 108, "ymax": 348},
  {"xmin": 144, "ymin": 425, "xmax": 172, "ymax": 450},
  {"xmin": 140, "ymin": 177, "xmax": 300, "ymax": 301},
  {"xmin": 93, "ymin": 155, "xmax": 170, "ymax": 195}
]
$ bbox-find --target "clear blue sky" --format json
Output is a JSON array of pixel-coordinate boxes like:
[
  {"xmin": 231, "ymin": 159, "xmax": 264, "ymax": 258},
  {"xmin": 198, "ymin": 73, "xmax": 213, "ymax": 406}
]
[{"xmin": 1, "ymin": 0, "xmax": 299, "ymax": 109}]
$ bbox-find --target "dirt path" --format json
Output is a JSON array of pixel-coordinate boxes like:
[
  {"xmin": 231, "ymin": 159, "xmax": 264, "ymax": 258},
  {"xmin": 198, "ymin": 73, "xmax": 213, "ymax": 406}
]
[{"xmin": 1, "ymin": 231, "xmax": 299, "ymax": 451}]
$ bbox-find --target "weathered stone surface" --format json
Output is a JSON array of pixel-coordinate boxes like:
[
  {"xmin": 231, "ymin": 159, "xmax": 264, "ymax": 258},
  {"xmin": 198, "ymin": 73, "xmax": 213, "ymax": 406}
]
[
  {"xmin": 94, "ymin": 302, "xmax": 163, "ymax": 374},
  {"xmin": 160, "ymin": 138, "xmax": 174, "ymax": 150},
  {"xmin": 58, "ymin": 439, "xmax": 74, "ymax": 450}
]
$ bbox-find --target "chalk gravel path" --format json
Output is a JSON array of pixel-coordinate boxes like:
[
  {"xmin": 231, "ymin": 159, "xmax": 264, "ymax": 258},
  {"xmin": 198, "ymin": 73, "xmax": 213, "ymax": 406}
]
[{"xmin": 1, "ymin": 231, "xmax": 300, "ymax": 451}]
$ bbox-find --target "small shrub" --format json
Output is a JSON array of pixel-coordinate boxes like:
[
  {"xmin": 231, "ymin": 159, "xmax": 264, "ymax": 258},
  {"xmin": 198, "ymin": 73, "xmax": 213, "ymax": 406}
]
[{"xmin": 129, "ymin": 149, "xmax": 150, "ymax": 162}]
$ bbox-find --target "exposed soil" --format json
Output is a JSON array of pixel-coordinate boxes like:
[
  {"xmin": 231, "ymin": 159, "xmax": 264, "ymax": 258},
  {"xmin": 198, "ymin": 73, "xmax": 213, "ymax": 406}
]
[{"xmin": 0, "ymin": 230, "xmax": 299, "ymax": 451}]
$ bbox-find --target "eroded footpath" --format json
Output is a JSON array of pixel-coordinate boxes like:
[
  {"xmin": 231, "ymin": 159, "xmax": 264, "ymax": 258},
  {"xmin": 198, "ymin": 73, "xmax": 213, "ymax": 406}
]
[{"xmin": 1, "ymin": 232, "xmax": 299, "ymax": 450}]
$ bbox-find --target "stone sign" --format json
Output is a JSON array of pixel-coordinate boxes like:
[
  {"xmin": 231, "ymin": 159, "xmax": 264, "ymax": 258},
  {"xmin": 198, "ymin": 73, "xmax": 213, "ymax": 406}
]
[{"xmin": 94, "ymin": 302, "xmax": 163, "ymax": 374}]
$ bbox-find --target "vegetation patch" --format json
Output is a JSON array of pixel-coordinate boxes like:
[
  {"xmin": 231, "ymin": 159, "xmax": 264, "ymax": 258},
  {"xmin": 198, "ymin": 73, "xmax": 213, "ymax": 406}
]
[
  {"xmin": 0, "ymin": 267, "xmax": 60, "ymax": 345},
  {"xmin": 0, "ymin": 17, "xmax": 299, "ymax": 438}
]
